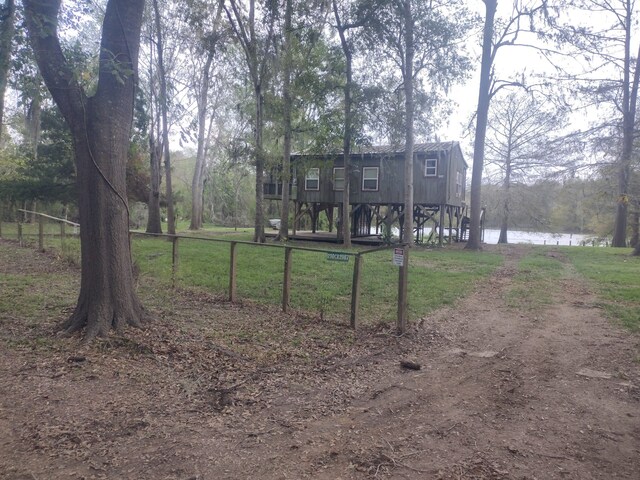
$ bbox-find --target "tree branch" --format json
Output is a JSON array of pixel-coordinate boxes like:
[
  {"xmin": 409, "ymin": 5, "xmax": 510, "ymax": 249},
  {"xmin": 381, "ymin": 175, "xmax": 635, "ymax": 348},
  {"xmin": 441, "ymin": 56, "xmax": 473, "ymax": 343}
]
[{"xmin": 23, "ymin": 0, "xmax": 85, "ymax": 127}]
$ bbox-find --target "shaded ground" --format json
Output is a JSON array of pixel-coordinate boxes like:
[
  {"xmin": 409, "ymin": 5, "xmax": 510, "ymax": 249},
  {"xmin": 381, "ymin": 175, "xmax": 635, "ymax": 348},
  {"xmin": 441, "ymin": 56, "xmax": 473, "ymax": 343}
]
[{"xmin": 0, "ymin": 240, "xmax": 638, "ymax": 479}]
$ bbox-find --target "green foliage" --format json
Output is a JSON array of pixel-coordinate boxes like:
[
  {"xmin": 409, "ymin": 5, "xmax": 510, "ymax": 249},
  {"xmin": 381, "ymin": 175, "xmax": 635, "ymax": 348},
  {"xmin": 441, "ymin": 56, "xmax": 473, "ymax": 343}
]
[
  {"xmin": 359, "ymin": 0, "xmax": 474, "ymax": 144},
  {"xmin": 482, "ymin": 177, "xmax": 616, "ymax": 236},
  {"xmin": 0, "ymin": 106, "xmax": 75, "ymax": 204}
]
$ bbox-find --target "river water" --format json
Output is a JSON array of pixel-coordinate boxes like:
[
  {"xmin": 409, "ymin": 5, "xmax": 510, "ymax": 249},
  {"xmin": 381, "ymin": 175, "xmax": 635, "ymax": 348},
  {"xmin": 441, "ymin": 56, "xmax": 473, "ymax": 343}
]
[{"xmin": 482, "ymin": 229, "xmax": 594, "ymax": 246}]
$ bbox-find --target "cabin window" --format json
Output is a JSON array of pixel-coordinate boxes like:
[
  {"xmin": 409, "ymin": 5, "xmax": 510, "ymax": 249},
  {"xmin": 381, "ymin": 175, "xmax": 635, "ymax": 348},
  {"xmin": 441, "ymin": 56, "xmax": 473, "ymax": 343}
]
[
  {"xmin": 456, "ymin": 171, "xmax": 463, "ymax": 197},
  {"xmin": 362, "ymin": 167, "xmax": 379, "ymax": 191},
  {"xmin": 424, "ymin": 158, "xmax": 437, "ymax": 177},
  {"xmin": 333, "ymin": 167, "xmax": 345, "ymax": 191},
  {"xmin": 305, "ymin": 168, "xmax": 320, "ymax": 191}
]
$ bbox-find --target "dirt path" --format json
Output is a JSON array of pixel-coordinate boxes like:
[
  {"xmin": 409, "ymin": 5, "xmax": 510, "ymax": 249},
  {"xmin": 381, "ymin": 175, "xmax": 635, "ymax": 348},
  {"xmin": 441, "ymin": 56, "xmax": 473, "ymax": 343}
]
[{"xmin": 1, "ymin": 242, "xmax": 638, "ymax": 479}]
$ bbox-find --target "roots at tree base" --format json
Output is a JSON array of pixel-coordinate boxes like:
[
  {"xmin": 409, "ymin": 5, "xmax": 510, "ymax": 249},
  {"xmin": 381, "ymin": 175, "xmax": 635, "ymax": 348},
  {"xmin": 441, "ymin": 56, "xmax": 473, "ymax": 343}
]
[{"xmin": 62, "ymin": 291, "xmax": 146, "ymax": 340}]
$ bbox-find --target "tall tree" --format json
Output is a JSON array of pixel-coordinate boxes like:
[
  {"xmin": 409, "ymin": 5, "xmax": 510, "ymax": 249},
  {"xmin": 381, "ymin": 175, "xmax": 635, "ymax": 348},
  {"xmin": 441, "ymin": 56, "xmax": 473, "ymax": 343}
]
[
  {"xmin": 607, "ymin": 1, "xmax": 640, "ymax": 247},
  {"xmin": 24, "ymin": 0, "xmax": 146, "ymax": 340},
  {"xmin": 467, "ymin": 0, "xmax": 497, "ymax": 250},
  {"xmin": 144, "ymin": 30, "xmax": 163, "ymax": 234},
  {"xmin": 0, "ymin": 0, "xmax": 15, "ymax": 143},
  {"xmin": 186, "ymin": 1, "xmax": 226, "ymax": 231},
  {"xmin": 332, "ymin": 0, "xmax": 364, "ymax": 247},
  {"xmin": 277, "ymin": 0, "xmax": 293, "ymax": 240},
  {"xmin": 548, "ymin": 0, "xmax": 640, "ymax": 247},
  {"xmin": 467, "ymin": 0, "xmax": 549, "ymax": 250},
  {"xmin": 365, "ymin": 0, "xmax": 472, "ymax": 237},
  {"xmin": 152, "ymin": 0, "xmax": 176, "ymax": 235},
  {"xmin": 189, "ymin": 50, "xmax": 215, "ymax": 230},
  {"xmin": 225, "ymin": 0, "xmax": 277, "ymax": 243},
  {"xmin": 484, "ymin": 91, "xmax": 564, "ymax": 243}
]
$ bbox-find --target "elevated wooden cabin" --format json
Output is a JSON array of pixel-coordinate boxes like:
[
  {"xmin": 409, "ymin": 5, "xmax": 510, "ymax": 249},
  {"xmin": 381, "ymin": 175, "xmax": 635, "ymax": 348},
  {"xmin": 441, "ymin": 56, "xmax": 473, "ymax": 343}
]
[{"xmin": 265, "ymin": 141, "xmax": 472, "ymax": 243}]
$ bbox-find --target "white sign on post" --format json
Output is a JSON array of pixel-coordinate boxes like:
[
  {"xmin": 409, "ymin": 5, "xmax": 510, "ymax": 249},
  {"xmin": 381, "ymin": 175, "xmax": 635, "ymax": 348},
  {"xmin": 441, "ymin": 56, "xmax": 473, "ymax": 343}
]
[{"xmin": 393, "ymin": 247, "xmax": 404, "ymax": 267}]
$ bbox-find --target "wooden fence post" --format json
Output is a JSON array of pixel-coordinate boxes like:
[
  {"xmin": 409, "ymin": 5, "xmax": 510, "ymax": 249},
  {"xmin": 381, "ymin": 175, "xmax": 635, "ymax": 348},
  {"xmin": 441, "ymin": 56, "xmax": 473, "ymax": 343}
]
[
  {"xmin": 60, "ymin": 222, "xmax": 66, "ymax": 251},
  {"xmin": 0, "ymin": 221, "xmax": 2, "ymax": 238},
  {"xmin": 397, "ymin": 246, "xmax": 409, "ymax": 334},
  {"xmin": 283, "ymin": 247, "xmax": 293, "ymax": 312},
  {"xmin": 229, "ymin": 242, "xmax": 237, "ymax": 302},
  {"xmin": 171, "ymin": 237, "xmax": 179, "ymax": 288},
  {"xmin": 38, "ymin": 216, "xmax": 44, "ymax": 251},
  {"xmin": 350, "ymin": 254, "xmax": 363, "ymax": 329},
  {"xmin": 18, "ymin": 223, "xmax": 23, "ymax": 246}
]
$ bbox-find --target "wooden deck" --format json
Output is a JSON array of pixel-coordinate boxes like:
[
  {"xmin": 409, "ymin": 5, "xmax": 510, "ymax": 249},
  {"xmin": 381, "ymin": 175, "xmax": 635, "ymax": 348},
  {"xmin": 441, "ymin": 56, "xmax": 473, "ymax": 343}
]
[{"xmin": 265, "ymin": 230, "xmax": 386, "ymax": 246}]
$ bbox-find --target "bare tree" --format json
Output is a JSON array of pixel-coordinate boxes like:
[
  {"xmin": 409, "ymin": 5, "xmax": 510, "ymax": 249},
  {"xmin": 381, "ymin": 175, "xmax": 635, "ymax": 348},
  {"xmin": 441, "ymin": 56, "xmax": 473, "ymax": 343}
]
[
  {"xmin": 484, "ymin": 91, "xmax": 564, "ymax": 243},
  {"xmin": 466, "ymin": 0, "xmax": 549, "ymax": 250},
  {"xmin": 24, "ymin": 0, "xmax": 146, "ymax": 340}
]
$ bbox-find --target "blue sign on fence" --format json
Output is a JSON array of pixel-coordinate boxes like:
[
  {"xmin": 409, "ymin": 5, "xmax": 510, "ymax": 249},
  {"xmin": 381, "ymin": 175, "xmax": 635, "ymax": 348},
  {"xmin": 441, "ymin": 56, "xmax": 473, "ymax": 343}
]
[{"xmin": 326, "ymin": 253, "xmax": 350, "ymax": 263}]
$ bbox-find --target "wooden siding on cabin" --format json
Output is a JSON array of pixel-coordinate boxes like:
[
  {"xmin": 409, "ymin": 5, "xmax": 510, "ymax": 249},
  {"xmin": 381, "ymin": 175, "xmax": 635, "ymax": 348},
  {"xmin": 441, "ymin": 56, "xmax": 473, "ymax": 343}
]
[{"xmin": 281, "ymin": 142, "xmax": 467, "ymax": 207}]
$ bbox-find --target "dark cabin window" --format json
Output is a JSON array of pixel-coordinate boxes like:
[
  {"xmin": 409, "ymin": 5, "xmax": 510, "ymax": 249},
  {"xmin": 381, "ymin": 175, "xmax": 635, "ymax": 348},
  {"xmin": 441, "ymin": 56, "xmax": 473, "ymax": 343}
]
[
  {"xmin": 333, "ymin": 167, "xmax": 345, "ymax": 191},
  {"xmin": 424, "ymin": 158, "xmax": 437, "ymax": 176},
  {"xmin": 362, "ymin": 167, "xmax": 379, "ymax": 191},
  {"xmin": 305, "ymin": 168, "xmax": 320, "ymax": 191}
]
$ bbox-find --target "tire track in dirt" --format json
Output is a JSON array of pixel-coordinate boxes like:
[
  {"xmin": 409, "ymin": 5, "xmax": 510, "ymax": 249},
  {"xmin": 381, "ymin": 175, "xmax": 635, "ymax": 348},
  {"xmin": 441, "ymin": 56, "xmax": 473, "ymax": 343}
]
[{"xmin": 202, "ymin": 245, "xmax": 639, "ymax": 479}]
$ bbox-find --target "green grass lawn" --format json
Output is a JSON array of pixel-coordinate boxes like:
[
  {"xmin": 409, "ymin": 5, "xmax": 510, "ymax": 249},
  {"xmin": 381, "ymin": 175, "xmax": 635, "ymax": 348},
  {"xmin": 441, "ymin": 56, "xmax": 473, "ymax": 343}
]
[
  {"xmin": 506, "ymin": 248, "xmax": 566, "ymax": 311},
  {"xmin": 131, "ymin": 235, "xmax": 503, "ymax": 325},
  {"xmin": 564, "ymin": 247, "xmax": 640, "ymax": 331},
  {"xmin": 4, "ymin": 218, "xmax": 640, "ymax": 330}
]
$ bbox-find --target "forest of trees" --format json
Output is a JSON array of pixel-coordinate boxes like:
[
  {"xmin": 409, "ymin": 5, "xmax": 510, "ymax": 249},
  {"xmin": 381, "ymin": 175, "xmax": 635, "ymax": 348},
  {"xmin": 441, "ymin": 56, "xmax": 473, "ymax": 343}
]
[{"xmin": 1, "ymin": 0, "xmax": 640, "ymax": 247}]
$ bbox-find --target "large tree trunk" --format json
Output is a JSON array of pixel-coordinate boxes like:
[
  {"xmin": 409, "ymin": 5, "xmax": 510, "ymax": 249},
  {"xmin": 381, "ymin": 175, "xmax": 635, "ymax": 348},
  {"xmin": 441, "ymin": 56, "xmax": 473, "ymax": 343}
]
[
  {"xmin": 24, "ymin": 0, "xmax": 146, "ymax": 341},
  {"xmin": 0, "ymin": 0, "xmax": 14, "ymax": 145},
  {"xmin": 190, "ymin": 52, "xmax": 214, "ymax": 231},
  {"xmin": 66, "ymin": 97, "xmax": 144, "ymax": 337},
  {"xmin": 466, "ymin": 0, "xmax": 497, "ymax": 251}
]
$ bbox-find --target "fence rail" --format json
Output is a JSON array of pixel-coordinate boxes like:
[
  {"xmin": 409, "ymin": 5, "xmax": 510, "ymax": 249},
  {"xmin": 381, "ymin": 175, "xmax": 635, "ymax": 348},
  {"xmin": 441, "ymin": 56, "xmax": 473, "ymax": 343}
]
[
  {"xmin": 1, "ymin": 212, "xmax": 406, "ymax": 331},
  {"xmin": 131, "ymin": 231, "xmax": 400, "ymax": 329}
]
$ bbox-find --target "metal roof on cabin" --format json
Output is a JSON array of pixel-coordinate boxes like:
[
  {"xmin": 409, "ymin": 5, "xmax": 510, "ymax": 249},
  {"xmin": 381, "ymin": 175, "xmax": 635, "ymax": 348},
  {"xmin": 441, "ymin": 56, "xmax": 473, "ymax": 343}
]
[
  {"xmin": 350, "ymin": 141, "xmax": 458, "ymax": 155},
  {"xmin": 292, "ymin": 141, "xmax": 458, "ymax": 156}
]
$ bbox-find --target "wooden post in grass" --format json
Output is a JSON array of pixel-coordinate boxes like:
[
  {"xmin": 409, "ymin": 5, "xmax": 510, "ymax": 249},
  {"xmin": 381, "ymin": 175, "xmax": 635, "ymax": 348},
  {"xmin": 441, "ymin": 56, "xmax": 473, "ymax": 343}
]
[
  {"xmin": 38, "ymin": 216, "xmax": 44, "ymax": 251},
  {"xmin": 397, "ymin": 245, "xmax": 408, "ymax": 334},
  {"xmin": 350, "ymin": 254, "xmax": 363, "ymax": 329},
  {"xmin": 0, "ymin": 221, "xmax": 2, "ymax": 238},
  {"xmin": 18, "ymin": 222, "xmax": 23, "ymax": 246},
  {"xmin": 229, "ymin": 242, "xmax": 237, "ymax": 302},
  {"xmin": 171, "ymin": 236, "xmax": 179, "ymax": 288},
  {"xmin": 283, "ymin": 247, "xmax": 293, "ymax": 312},
  {"xmin": 60, "ymin": 222, "xmax": 66, "ymax": 251}
]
